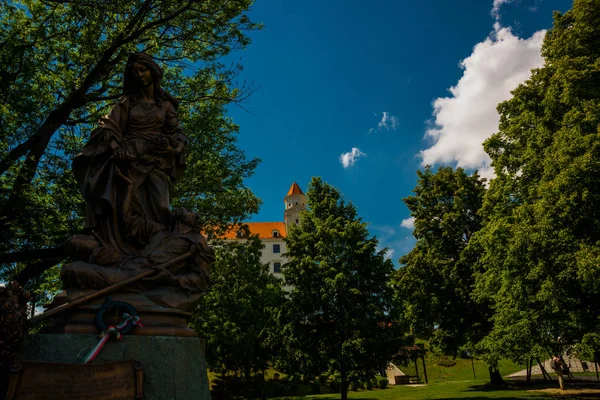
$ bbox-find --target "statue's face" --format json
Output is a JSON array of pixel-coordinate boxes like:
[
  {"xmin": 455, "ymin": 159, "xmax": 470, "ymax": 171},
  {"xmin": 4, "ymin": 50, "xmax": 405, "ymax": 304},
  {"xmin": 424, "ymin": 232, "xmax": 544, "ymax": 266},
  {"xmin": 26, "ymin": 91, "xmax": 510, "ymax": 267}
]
[{"xmin": 130, "ymin": 62, "xmax": 152, "ymax": 88}]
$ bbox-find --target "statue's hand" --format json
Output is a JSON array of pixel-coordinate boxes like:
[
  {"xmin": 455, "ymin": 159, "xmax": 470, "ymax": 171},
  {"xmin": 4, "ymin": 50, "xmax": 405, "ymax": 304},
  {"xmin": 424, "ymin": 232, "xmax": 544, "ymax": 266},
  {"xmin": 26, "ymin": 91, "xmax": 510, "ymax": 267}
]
[
  {"xmin": 114, "ymin": 146, "xmax": 127, "ymax": 161},
  {"xmin": 166, "ymin": 143, "xmax": 184, "ymax": 156},
  {"xmin": 166, "ymin": 140, "xmax": 185, "ymax": 156}
]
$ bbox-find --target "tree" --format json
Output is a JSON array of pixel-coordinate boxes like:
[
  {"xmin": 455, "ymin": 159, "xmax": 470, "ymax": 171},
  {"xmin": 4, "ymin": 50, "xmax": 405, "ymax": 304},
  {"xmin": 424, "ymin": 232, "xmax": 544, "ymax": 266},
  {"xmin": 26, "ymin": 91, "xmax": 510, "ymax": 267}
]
[
  {"xmin": 192, "ymin": 235, "xmax": 285, "ymax": 378},
  {"xmin": 472, "ymin": 0, "xmax": 600, "ymax": 374},
  {"xmin": 0, "ymin": 0, "xmax": 261, "ymax": 289},
  {"xmin": 393, "ymin": 167, "xmax": 498, "ymax": 380},
  {"xmin": 280, "ymin": 177, "xmax": 405, "ymax": 400}
]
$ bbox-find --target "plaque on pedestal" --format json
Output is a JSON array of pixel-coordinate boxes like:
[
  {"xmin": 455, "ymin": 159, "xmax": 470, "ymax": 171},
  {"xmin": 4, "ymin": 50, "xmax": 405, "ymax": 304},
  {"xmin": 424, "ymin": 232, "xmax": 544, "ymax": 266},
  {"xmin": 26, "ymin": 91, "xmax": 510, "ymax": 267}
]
[{"xmin": 6, "ymin": 360, "xmax": 143, "ymax": 400}]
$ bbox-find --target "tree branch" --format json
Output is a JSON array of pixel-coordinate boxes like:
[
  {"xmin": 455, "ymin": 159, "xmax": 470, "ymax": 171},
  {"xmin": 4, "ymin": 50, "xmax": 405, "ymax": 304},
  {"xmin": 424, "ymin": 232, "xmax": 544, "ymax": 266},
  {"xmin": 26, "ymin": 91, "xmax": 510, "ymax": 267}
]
[
  {"xmin": 0, "ymin": 1, "xmax": 157, "ymax": 223},
  {"xmin": 0, "ymin": 247, "xmax": 64, "ymax": 265},
  {"xmin": 14, "ymin": 258, "xmax": 62, "ymax": 286}
]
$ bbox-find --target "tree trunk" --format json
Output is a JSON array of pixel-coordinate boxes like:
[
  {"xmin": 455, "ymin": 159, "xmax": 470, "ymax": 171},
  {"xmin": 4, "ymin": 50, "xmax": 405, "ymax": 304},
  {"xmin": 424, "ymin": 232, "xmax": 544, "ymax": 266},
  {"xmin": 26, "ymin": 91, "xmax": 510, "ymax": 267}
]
[
  {"xmin": 340, "ymin": 361, "xmax": 347, "ymax": 400},
  {"xmin": 488, "ymin": 367, "xmax": 506, "ymax": 387},
  {"xmin": 414, "ymin": 357, "xmax": 420, "ymax": 381},
  {"xmin": 260, "ymin": 369, "xmax": 266, "ymax": 400},
  {"xmin": 536, "ymin": 357, "xmax": 552, "ymax": 381}
]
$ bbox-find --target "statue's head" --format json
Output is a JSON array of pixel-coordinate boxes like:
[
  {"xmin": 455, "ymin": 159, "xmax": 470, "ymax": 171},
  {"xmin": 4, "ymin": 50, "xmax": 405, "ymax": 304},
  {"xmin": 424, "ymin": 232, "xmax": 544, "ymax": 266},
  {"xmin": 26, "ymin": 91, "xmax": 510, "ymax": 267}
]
[
  {"xmin": 122, "ymin": 52, "xmax": 179, "ymax": 108},
  {"xmin": 123, "ymin": 52, "xmax": 179, "ymax": 108},
  {"xmin": 123, "ymin": 53, "xmax": 164, "ymax": 95}
]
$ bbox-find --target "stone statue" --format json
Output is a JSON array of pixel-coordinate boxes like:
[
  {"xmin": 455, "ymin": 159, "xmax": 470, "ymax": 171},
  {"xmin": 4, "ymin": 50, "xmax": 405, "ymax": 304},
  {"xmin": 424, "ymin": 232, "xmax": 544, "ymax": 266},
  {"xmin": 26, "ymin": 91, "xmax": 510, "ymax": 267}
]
[{"xmin": 59, "ymin": 53, "xmax": 213, "ymax": 315}]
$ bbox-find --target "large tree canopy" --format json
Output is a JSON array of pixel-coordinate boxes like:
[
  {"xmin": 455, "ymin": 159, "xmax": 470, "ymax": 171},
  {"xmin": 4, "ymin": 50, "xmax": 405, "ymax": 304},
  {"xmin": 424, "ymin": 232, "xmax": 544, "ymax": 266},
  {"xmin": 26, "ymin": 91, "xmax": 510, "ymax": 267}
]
[
  {"xmin": 193, "ymin": 236, "xmax": 285, "ymax": 377},
  {"xmin": 472, "ymin": 0, "xmax": 600, "ymax": 366},
  {"xmin": 280, "ymin": 177, "xmax": 406, "ymax": 400},
  {"xmin": 0, "ymin": 0, "xmax": 262, "ymax": 287},
  {"xmin": 395, "ymin": 166, "xmax": 487, "ymax": 357}
]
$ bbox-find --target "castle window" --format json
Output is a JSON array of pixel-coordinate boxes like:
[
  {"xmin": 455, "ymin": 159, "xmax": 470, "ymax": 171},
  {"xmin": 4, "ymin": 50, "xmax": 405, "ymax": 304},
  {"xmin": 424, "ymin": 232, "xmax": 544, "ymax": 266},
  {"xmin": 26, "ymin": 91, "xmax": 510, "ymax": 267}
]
[
  {"xmin": 273, "ymin": 262, "xmax": 281, "ymax": 273},
  {"xmin": 272, "ymin": 230, "xmax": 279, "ymax": 238},
  {"xmin": 273, "ymin": 244, "xmax": 280, "ymax": 253},
  {"xmin": 295, "ymin": 219, "xmax": 299, "ymax": 224}
]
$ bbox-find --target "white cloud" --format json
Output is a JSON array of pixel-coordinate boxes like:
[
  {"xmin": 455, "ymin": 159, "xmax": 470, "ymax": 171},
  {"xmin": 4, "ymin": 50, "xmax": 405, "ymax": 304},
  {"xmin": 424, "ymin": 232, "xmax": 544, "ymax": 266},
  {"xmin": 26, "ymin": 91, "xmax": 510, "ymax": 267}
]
[
  {"xmin": 400, "ymin": 217, "xmax": 415, "ymax": 230},
  {"xmin": 491, "ymin": 0, "xmax": 514, "ymax": 21},
  {"xmin": 371, "ymin": 225, "xmax": 396, "ymax": 236},
  {"xmin": 375, "ymin": 246, "xmax": 395, "ymax": 261},
  {"xmin": 373, "ymin": 225, "xmax": 417, "ymax": 266},
  {"xmin": 384, "ymin": 249, "xmax": 395, "ymax": 260},
  {"xmin": 339, "ymin": 147, "xmax": 366, "ymax": 168},
  {"xmin": 419, "ymin": 23, "xmax": 545, "ymax": 180},
  {"xmin": 369, "ymin": 112, "xmax": 399, "ymax": 134},
  {"xmin": 378, "ymin": 112, "xmax": 399, "ymax": 131}
]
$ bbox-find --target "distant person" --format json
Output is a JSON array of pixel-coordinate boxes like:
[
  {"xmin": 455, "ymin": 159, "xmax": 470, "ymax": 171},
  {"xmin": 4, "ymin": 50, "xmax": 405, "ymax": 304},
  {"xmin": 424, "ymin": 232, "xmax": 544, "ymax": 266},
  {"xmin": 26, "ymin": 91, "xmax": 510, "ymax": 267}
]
[{"xmin": 550, "ymin": 355, "xmax": 566, "ymax": 390}]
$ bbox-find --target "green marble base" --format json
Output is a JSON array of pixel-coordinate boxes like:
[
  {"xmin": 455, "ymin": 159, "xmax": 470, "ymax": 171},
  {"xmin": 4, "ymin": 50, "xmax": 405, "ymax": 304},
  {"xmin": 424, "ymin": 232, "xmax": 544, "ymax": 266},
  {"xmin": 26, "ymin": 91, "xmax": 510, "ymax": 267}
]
[{"xmin": 20, "ymin": 334, "xmax": 210, "ymax": 400}]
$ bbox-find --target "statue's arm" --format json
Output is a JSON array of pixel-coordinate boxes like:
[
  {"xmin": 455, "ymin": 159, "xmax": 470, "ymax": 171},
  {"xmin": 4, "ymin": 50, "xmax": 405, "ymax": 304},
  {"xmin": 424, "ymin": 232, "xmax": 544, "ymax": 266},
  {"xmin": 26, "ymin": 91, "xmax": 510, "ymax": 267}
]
[
  {"xmin": 105, "ymin": 97, "xmax": 130, "ymax": 160},
  {"xmin": 84, "ymin": 96, "xmax": 129, "ymax": 157}
]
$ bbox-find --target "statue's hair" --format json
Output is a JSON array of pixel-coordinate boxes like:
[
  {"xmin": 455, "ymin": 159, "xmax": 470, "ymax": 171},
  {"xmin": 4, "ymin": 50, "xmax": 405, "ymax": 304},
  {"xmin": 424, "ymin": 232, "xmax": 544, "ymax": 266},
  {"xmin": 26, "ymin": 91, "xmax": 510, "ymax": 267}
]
[{"xmin": 123, "ymin": 52, "xmax": 179, "ymax": 109}]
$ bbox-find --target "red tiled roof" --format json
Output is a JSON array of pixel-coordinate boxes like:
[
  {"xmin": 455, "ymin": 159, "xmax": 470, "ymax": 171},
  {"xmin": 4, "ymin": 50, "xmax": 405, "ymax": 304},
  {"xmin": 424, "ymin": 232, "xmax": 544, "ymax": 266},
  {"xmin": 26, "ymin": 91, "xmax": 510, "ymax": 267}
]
[
  {"xmin": 286, "ymin": 182, "xmax": 304, "ymax": 196},
  {"xmin": 220, "ymin": 222, "xmax": 287, "ymax": 239}
]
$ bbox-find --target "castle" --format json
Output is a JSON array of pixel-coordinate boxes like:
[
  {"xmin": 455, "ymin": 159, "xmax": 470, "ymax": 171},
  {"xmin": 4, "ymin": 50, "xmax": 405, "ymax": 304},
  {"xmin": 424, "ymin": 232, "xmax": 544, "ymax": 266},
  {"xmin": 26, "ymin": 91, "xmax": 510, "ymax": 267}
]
[{"xmin": 221, "ymin": 182, "xmax": 306, "ymax": 276}]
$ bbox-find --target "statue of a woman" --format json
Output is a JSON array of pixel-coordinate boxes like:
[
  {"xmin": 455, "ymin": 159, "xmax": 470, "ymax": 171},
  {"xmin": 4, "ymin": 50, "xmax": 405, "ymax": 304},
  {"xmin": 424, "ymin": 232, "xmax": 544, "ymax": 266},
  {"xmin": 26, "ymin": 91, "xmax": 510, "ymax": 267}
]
[{"xmin": 61, "ymin": 53, "xmax": 212, "ymax": 312}]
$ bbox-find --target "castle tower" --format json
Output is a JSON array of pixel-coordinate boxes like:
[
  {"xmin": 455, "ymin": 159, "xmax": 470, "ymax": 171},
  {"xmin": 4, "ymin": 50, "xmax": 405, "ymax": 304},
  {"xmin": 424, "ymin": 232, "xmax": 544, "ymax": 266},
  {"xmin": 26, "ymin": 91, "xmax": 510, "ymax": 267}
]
[{"xmin": 284, "ymin": 182, "xmax": 306, "ymax": 227}]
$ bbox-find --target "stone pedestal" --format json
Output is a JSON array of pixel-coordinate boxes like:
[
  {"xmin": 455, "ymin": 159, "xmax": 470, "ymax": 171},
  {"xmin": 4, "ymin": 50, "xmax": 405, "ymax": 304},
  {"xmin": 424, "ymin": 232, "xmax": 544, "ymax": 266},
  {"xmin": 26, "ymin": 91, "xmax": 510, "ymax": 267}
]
[
  {"xmin": 43, "ymin": 290, "xmax": 197, "ymax": 337},
  {"xmin": 20, "ymin": 334, "xmax": 211, "ymax": 400}
]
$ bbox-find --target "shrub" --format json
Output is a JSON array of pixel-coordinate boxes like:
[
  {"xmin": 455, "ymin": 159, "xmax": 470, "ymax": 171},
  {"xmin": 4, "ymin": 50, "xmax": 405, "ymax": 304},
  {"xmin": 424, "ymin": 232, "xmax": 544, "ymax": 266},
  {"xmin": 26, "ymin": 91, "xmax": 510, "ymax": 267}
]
[
  {"xmin": 436, "ymin": 356, "xmax": 457, "ymax": 367},
  {"xmin": 350, "ymin": 381, "xmax": 359, "ymax": 391},
  {"xmin": 376, "ymin": 376, "xmax": 389, "ymax": 389},
  {"xmin": 310, "ymin": 382, "xmax": 321, "ymax": 394},
  {"xmin": 318, "ymin": 374, "xmax": 328, "ymax": 385},
  {"xmin": 267, "ymin": 383, "xmax": 285, "ymax": 397},
  {"xmin": 366, "ymin": 379, "xmax": 373, "ymax": 390},
  {"xmin": 329, "ymin": 376, "xmax": 340, "ymax": 393},
  {"xmin": 272, "ymin": 373, "xmax": 280, "ymax": 381}
]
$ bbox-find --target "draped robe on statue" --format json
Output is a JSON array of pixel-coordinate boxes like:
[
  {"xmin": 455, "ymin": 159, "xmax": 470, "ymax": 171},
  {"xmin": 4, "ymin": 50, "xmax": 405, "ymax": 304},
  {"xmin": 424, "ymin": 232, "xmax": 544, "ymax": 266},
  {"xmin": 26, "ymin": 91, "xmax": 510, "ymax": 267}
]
[{"xmin": 62, "ymin": 96, "xmax": 212, "ymax": 311}]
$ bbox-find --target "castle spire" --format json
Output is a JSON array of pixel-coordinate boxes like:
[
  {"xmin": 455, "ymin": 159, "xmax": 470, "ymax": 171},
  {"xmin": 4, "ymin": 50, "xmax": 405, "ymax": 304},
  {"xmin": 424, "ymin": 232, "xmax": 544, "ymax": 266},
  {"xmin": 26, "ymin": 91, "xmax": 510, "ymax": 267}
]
[
  {"xmin": 286, "ymin": 182, "xmax": 304, "ymax": 196},
  {"xmin": 284, "ymin": 182, "xmax": 306, "ymax": 227}
]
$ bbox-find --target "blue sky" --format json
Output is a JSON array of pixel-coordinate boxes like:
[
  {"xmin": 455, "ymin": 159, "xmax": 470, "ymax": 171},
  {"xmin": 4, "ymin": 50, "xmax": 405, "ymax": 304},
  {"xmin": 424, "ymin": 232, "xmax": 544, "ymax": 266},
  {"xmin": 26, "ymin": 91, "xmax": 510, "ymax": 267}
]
[{"xmin": 226, "ymin": 0, "xmax": 572, "ymax": 265}]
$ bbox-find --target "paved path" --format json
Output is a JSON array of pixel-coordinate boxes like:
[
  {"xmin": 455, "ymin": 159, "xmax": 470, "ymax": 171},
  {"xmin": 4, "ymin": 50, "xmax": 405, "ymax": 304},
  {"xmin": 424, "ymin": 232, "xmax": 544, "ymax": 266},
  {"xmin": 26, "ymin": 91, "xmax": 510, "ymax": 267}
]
[{"xmin": 506, "ymin": 355, "xmax": 599, "ymax": 378}]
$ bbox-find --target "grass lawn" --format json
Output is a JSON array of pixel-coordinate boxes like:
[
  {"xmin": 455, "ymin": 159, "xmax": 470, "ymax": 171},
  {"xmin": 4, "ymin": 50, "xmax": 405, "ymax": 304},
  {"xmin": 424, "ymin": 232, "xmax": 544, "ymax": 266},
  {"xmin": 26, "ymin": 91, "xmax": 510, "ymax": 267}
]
[
  {"xmin": 272, "ymin": 380, "xmax": 600, "ymax": 399},
  {"xmin": 206, "ymin": 339, "xmax": 600, "ymax": 398},
  {"xmin": 398, "ymin": 354, "xmax": 524, "ymax": 383},
  {"xmin": 207, "ymin": 367, "xmax": 283, "ymax": 387}
]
